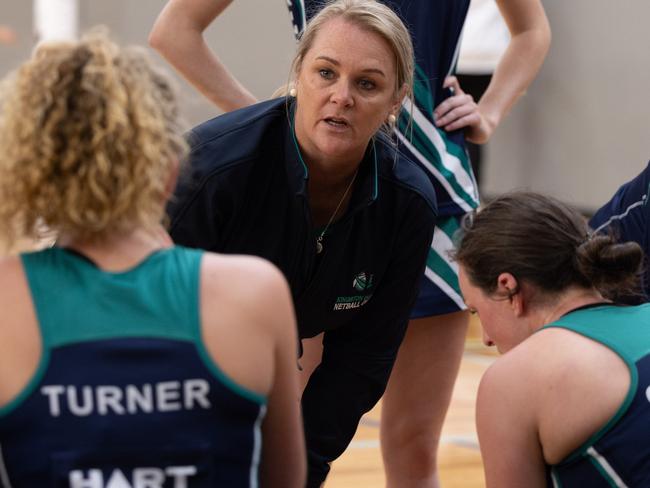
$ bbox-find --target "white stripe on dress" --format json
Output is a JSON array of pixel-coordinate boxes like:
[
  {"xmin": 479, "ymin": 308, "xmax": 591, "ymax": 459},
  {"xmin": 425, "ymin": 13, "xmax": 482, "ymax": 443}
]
[
  {"xmin": 395, "ymin": 129, "xmax": 474, "ymax": 213},
  {"xmin": 249, "ymin": 405, "xmax": 267, "ymax": 488},
  {"xmin": 398, "ymin": 101, "xmax": 478, "ymax": 208},
  {"xmin": 0, "ymin": 444, "xmax": 13, "ymax": 488},
  {"xmin": 432, "ymin": 224, "xmax": 460, "ymax": 274},
  {"xmin": 424, "ymin": 266, "xmax": 466, "ymax": 309},
  {"xmin": 586, "ymin": 446, "xmax": 629, "ymax": 488},
  {"xmin": 550, "ymin": 470, "xmax": 560, "ymax": 488}
]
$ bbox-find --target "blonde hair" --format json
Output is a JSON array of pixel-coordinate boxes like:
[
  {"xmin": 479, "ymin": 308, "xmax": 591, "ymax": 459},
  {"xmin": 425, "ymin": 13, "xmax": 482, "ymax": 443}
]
[
  {"xmin": 0, "ymin": 30, "xmax": 187, "ymax": 246},
  {"xmin": 290, "ymin": 0, "xmax": 414, "ymax": 103}
]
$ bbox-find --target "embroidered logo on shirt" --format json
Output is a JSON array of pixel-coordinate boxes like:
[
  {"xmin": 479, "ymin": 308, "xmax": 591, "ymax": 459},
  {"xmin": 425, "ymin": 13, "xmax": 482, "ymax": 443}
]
[
  {"xmin": 352, "ymin": 272, "xmax": 374, "ymax": 292},
  {"xmin": 333, "ymin": 272, "xmax": 374, "ymax": 311}
]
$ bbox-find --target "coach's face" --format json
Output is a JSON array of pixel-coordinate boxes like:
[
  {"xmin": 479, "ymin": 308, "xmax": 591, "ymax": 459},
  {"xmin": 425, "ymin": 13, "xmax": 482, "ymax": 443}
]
[{"xmin": 293, "ymin": 17, "xmax": 404, "ymax": 169}]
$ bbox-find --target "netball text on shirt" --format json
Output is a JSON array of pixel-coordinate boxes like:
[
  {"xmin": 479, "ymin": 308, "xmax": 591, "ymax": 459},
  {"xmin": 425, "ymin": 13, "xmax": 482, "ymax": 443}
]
[{"xmin": 333, "ymin": 271, "xmax": 374, "ymax": 311}]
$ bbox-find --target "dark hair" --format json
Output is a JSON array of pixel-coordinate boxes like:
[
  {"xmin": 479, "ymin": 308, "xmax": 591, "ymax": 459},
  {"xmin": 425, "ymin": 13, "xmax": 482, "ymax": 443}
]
[{"xmin": 454, "ymin": 191, "xmax": 643, "ymax": 301}]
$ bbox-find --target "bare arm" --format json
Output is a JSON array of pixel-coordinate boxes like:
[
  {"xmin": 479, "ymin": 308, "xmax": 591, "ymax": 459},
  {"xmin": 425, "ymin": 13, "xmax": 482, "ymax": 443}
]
[
  {"xmin": 0, "ymin": 25, "xmax": 17, "ymax": 45},
  {"xmin": 0, "ymin": 256, "xmax": 41, "ymax": 407},
  {"xmin": 201, "ymin": 254, "xmax": 306, "ymax": 487},
  {"xmin": 476, "ymin": 355, "xmax": 547, "ymax": 488},
  {"xmin": 258, "ymin": 265, "xmax": 307, "ymax": 488},
  {"xmin": 435, "ymin": 0, "xmax": 551, "ymax": 143},
  {"xmin": 149, "ymin": 0, "xmax": 257, "ymax": 112}
]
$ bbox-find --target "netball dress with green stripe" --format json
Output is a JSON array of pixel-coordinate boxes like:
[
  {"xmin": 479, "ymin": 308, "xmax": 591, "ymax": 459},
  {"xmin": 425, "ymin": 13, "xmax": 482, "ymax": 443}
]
[
  {"xmin": 0, "ymin": 247, "xmax": 266, "ymax": 488},
  {"xmin": 543, "ymin": 304, "xmax": 650, "ymax": 487}
]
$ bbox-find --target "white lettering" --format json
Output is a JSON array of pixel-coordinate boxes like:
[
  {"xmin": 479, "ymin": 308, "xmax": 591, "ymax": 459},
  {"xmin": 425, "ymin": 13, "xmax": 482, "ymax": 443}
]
[
  {"xmin": 97, "ymin": 386, "xmax": 125, "ymax": 415},
  {"xmin": 646, "ymin": 385, "xmax": 650, "ymax": 403},
  {"xmin": 126, "ymin": 384, "xmax": 153, "ymax": 414},
  {"xmin": 156, "ymin": 381, "xmax": 181, "ymax": 412},
  {"xmin": 105, "ymin": 469, "xmax": 132, "ymax": 488},
  {"xmin": 69, "ymin": 469, "xmax": 103, "ymax": 488},
  {"xmin": 41, "ymin": 380, "xmax": 210, "ymax": 417},
  {"xmin": 68, "ymin": 386, "xmax": 94, "ymax": 416},
  {"xmin": 68, "ymin": 466, "xmax": 197, "ymax": 488},
  {"xmin": 333, "ymin": 294, "xmax": 373, "ymax": 311},
  {"xmin": 41, "ymin": 385, "xmax": 65, "ymax": 416},
  {"xmin": 184, "ymin": 379, "xmax": 210, "ymax": 409},
  {"xmin": 132, "ymin": 468, "xmax": 164, "ymax": 488},
  {"xmin": 165, "ymin": 466, "xmax": 197, "ymax": 488}
]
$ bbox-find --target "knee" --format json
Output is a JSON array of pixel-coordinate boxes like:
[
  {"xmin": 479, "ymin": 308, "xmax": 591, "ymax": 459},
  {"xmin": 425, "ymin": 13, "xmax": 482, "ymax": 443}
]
[{"xmin": 382, "ymin": 420, "xmax": 441, "ymax": 475}]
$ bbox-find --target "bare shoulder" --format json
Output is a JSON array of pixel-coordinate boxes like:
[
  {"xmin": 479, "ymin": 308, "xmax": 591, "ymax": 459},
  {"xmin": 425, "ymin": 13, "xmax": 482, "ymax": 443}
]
[
  {"xmin": 198, "ymin": 252, "xmax": 295, "ymax": 397},
  {"xmin": 0, "ymin": 254, "xmax": 42, "ymax": 406},
  {"xmin": 477, "ymin": 335, "xmax": 558, "ymax": 425},
  {"xmin": 479, "ymin": 340, "xmax": 541, "ymax": 397},
  {"xmin": 476, "ymin": 345, "xmax": 538, "ymax": 438},
  {"xmin": 482, "ymin": 328, "xmax": 630, "ymax": 465},
  {"xmin": 479, "ymin": 329, "xmax": 597, "ymax": 398},
  {"xmin": 522, "ymin": 326, "xmax": 626, "ymax": 384},
  {"xmin": 200, "ymin": 252, "xmax": 292, "ymax": 324},
  {"xmin": 476, "ymin": 341, "xmax": 549, "ymax": 487},
  {"xmin": 0, "ymin": 254, "xmax": 24, "ymax": 277},
  {"xmin": 481, "ymin": 326, "xmax": 631, "ymax": 409},
  {"xmin": 0, "ymin": 254, "xmax": 29, "ymax": 310}
]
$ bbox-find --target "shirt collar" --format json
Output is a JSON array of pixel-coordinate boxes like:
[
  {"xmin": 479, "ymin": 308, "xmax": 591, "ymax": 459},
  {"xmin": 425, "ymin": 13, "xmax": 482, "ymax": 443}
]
[{"xmin": 283, "ymin": 99, "xmax": 379, "ymax": 211}]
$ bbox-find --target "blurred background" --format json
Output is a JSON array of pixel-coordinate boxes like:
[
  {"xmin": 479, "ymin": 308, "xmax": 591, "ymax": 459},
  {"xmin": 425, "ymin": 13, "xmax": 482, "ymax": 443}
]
[{"xmin": 1, "ymin": 0, "xmax": 649, "ymax": 211}]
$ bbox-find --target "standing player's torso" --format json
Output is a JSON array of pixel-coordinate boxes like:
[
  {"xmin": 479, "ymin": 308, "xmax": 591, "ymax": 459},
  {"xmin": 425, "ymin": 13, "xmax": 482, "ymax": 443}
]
[{"xmin": 0, "ymin": 247, "xmax": 266, "ymax": 488}]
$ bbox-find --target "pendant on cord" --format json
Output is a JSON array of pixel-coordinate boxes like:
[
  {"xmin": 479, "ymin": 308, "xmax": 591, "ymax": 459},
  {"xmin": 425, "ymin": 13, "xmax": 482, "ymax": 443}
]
[{"xmin": 312, "ymin": 167, "xmax": 359, "ymax": 256}]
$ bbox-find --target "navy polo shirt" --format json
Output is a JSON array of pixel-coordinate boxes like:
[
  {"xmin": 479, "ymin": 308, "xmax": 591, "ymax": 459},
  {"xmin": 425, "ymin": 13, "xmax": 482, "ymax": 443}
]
[{"xmin": 168, "ymin": 97, "xmax": 437, "ymax": 485}]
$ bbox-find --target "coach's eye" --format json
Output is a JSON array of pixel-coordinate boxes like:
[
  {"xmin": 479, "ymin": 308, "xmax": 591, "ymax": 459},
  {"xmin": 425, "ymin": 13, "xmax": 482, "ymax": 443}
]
[{"xmin": 319, "ymin": 69, "xmax": 334, "ymax": 80}]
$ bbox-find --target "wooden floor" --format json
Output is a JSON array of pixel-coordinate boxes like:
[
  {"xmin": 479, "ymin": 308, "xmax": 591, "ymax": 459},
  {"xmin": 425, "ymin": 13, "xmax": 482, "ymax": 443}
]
[{"xmin": 326, "ymin": 318, "xmax": 495, "ymax": 488}]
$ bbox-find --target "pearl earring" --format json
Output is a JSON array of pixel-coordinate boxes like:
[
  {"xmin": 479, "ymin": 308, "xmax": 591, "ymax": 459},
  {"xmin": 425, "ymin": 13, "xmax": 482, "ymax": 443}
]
[
  {"xmin": 388, "ymin": 113, "xmax": 397, "ymax": 126},
  {"xmin": 289, "ymin": 87, "xmax": 297, "ymax": 97}
]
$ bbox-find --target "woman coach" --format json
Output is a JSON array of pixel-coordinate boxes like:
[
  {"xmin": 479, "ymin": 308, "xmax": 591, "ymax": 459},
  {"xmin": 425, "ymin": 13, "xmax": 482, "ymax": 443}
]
[{"xmin": 167, "ymin": 1, "xmax": 437, "ymax": 485}]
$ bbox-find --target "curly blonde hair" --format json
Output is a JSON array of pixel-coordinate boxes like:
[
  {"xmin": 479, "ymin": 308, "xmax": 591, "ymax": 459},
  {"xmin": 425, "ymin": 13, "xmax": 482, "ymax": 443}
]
[{"xmin": 0, "ymin": 31, "xmax": 188, "ymax": 245}]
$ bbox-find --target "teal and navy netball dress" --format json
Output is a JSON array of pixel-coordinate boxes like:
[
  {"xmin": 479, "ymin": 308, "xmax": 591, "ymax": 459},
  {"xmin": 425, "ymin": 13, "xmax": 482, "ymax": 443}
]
[
  {"xmin": 543, "ymin": 304, "xmax": 650, "ymax": 487},
  {"xmin": 0, "ymin": 247, "xmax": 267, "ymax": 487},
  {"xmin": 288, "ymin": 0, "xmax": 475, "ymax": 316}
]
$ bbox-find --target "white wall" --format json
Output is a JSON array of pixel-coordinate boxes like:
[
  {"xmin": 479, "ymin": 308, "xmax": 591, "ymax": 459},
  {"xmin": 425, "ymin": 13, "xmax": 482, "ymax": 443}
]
[
  {"xmin": 80, "ymin": 0, "xmax": 295, "ymax": 126},
  {"xmin": 483, "ymin": 1, "xmax": 650, "ymax": 209}
]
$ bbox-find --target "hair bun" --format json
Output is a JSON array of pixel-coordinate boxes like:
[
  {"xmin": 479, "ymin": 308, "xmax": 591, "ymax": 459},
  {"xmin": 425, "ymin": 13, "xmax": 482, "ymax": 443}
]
[{"xmin": 576, "ymin": 235, "xmax": 643, "ymax": 298}]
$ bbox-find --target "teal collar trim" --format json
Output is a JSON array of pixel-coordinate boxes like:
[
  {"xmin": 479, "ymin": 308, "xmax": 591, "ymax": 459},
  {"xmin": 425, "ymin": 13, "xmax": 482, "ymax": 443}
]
[
  {"xmin": 286, "ymin": 101, "xmax": 379, "ymax": 209},
  {"xmin": 288, "ymin": 102, "xmax": 309, "ymax": 179},
  {"xmin": 370, "ymin": 138, "xmax": 379, "ymax": 201}
]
